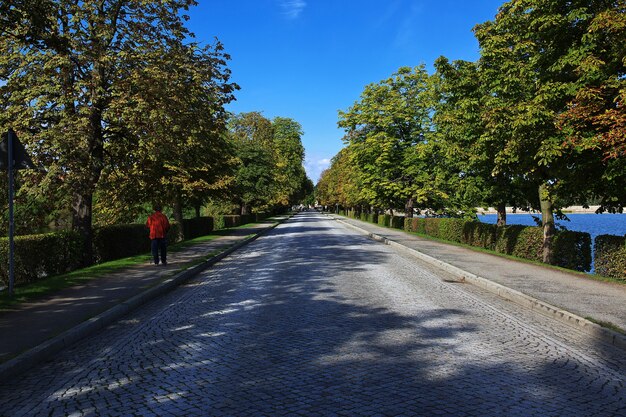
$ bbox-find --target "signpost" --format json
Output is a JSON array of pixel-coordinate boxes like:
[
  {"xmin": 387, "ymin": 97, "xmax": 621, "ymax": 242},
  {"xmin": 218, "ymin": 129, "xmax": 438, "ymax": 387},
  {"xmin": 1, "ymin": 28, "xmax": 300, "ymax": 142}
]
[{"xmin": 0, "ymin": 129, "xmax": 35, "ymax": 296}]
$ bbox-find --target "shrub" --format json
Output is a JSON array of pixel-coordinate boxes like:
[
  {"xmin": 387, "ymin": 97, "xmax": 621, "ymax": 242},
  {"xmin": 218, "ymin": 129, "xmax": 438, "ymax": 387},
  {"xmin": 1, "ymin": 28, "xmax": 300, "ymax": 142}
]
[
  {"xmin": 423, "ymin": 218, "xmax": 441, "ymax": 238},
  {"xmin": 93, "ymin": 224, "xmax": 150, "ymax": 263},
  {"xmin": 495, "ymin": 225, "xmax": 543, "ymax": 262},
  {"xmin": 0, "ymin": 231, "xmax": 84, "ymax": 286},
  {"xmin": 437, "ymin": 218, "xmax": 465, "ymax": 243},
  {"xmin": 390, "ymin": 216, "xmax": 404, "ymax": 230},
  {"xmin": 462, "ymin": 221, "xmax": 497, "ymax": 250},
  {"xmin": 553, "ymin": 230, "xmax": 591, "ymax": 272},
  {"xmin": 594, "ymin": 235, "xmax": 626, "ymax": 279},
  {"xmin": 378, "ymin": 214, "xmax": 391, "ymax": 228},
  {"xmin": 182, "ymin": 217, "xmax": 214, "ymax": 240}
]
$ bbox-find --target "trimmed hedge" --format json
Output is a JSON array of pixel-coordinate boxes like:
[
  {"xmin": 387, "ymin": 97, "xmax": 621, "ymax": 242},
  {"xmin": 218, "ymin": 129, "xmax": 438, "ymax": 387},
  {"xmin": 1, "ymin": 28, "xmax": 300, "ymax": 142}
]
[
  {"xmin": 554, "ymin": 231, "xmax": 592, "ymax": 272},
  {"xmin": 401, "ymin": 216, "xmax": 591, "ymax": 272},
  {"xmin": 0, "ymin": 231, "xmax": 84, "ymax": 286},
  {"xmin": 182, "ymin": 217, "xmax": 214, "ymax": 240},
  {"xmin": 594, "ymin": 235, "xmax": 626, "ymax": 280},
  {"xmin": 1, "ymin": 213, "xmax": 266, "ymax": 288}
]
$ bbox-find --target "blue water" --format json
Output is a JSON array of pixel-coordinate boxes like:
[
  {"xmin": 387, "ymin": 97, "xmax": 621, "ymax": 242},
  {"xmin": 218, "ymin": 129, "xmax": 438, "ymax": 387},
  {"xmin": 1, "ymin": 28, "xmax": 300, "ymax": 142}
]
[{"xmin": 478, "ymin": 213, "xmax": 626, "ymax": 241}]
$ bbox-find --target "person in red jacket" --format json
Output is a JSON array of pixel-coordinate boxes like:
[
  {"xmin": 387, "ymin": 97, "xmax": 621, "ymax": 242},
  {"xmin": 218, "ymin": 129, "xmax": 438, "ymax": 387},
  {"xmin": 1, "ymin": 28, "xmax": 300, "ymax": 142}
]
[{"xmin": 146, "ymin": 204, "xmax": 171, "ymax": 266}]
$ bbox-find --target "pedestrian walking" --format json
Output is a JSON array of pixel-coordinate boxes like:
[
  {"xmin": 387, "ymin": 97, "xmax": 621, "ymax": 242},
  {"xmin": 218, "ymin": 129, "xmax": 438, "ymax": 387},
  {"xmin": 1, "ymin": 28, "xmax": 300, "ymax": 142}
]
[{"xmin": 146, "ymin": 204, "xmax": 171, "ymax": 265}]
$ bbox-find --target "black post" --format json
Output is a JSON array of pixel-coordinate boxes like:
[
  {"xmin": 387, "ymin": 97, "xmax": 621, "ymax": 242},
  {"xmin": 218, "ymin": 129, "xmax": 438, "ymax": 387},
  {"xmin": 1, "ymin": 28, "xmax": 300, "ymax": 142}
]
[{"xmin": 7, "ymin": 129, "xmax": 15, "ymax": 296}]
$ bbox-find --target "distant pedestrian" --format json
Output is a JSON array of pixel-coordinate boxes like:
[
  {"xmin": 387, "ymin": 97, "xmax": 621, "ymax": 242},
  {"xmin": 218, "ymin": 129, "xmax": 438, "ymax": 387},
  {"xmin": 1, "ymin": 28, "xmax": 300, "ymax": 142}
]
[{"xmin": 146, "ymin": 204, "xmax": 170, "ymax": 266}]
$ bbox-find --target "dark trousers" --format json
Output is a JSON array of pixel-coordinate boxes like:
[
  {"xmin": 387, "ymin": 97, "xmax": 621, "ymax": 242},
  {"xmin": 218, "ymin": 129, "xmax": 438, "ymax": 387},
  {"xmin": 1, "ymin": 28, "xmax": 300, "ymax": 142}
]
[{"xmin": 151, "ymin": 238, "xmax": 167, "ymax": 264}]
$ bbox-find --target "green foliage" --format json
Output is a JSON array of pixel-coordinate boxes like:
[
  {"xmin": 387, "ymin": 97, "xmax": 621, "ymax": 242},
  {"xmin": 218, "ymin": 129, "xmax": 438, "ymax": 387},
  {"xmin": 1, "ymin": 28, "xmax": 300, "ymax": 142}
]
[
  {"xmin": 390, "ymin": 216, "xmax": 404, "ymax": 230},
  {"xmin": 462, "ymin": 222, "xmax": 497, "ymax": 250},
  {"xmin": 378, "ymin": 214, "xmax": 392, "ymax": 228},
  {"xmin": 495, "ymin": 226, "xmax": 543, "ymax": 262},
  {"xmin": 595, "ymin": 235, "xmax": 626, "ymax": 279},
  {"xmin": 182, "ymin": 217, "xmax": 215, "ymax": 240},
  {"xmin": 0, "ymin": 231, "xmax": 83, "ymax": 286},
  {"xmin": 93, "ymin": 224, "xmax": 151, "ymax": 264},
  {"xmin": 0, "ymin": 1, "xmax": 238, "ymax": 262},
  {"xmin": 554, "ymin": 231, "xmax": 592, "ymax": 272}
]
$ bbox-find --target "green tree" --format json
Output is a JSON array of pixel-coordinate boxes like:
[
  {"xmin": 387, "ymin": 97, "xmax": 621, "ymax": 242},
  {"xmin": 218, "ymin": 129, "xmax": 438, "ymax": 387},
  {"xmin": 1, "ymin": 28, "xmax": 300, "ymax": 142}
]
[
  {"xmin": 473, "ymin": 0, "xmax": 624, "ymax": 263},
  {"xmin": 95, "ymin": 40, "xmax": 238, "ymax": 230},
  {"xmin": 271, "ymin": 117, "xmax": 308, "ymax": 206},
  {"xmin": 338, "ymin": 66, "xmax": 439, "ymax": 216},
  {"xmin": 0, "ymin": 0, "xmax": 202, "ymax": 263},
  {"xmin": 433, "ymin": 57, "xmax": 529, "ymax": 224},
  {"xmin": 229, "ymin": 112, "xmax": 276, "ymax": 214}
]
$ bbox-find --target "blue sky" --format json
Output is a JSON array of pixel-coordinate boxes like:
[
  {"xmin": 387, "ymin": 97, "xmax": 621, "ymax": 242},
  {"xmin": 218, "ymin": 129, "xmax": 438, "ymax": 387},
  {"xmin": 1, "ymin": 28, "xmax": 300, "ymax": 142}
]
[{"xmin": 187, "ymin": 0, "xmax": 505, "ymax": 183}]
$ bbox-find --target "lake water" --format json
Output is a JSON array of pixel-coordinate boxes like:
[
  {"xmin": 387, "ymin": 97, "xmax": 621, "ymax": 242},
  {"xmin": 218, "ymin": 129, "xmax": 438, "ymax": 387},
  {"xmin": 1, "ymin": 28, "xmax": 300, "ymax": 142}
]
[{"xmin": 478, "ymin": 213, "xmax": 626, "ymax": 240}]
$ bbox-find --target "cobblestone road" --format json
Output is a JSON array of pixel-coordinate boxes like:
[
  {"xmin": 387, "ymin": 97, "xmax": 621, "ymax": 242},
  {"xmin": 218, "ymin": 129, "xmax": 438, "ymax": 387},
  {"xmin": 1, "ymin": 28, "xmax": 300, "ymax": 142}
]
[{"xmin": 1, "ymin": 212, "xmax": 625, "ymax": 416}]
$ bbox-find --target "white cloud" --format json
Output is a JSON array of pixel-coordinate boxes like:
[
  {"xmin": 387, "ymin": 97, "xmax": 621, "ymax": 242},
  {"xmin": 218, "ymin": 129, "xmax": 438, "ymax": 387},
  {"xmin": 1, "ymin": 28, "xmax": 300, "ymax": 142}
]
[
  {"xmin": 280, "ymin": 0, "xmax": 306, "ymax": 19},
  {"xmin": 305, "ymin": 157, "xmax": 331, "ymax": 183}
]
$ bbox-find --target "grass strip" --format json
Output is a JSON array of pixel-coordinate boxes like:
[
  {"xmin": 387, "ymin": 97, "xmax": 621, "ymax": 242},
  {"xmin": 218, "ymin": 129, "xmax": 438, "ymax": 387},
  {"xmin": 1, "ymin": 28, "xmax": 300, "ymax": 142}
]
[{"xmin": 0, "ymin": 225, "xmax": 271, "ymax": 311}]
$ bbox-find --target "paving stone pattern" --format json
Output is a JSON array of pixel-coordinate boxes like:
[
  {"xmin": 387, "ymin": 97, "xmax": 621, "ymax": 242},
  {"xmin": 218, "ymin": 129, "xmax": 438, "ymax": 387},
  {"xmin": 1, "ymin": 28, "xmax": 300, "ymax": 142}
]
[{"xmin": 0, "ymin": 212, "xmax": 625, "ymax": 416}]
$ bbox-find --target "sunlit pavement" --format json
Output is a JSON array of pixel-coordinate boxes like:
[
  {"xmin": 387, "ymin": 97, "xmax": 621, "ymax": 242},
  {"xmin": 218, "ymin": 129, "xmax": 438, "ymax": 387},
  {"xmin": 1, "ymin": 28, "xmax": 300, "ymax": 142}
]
[{"xmin": 1, "ymin": 212, "xmax": 625, "ymax": 416}]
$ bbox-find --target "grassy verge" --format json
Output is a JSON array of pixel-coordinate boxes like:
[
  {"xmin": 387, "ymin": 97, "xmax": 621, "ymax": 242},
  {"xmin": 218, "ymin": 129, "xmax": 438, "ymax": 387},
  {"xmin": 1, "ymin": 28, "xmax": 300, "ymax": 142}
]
[{"xmin": 0, "ymin": 224, "xmax": 272, "ymax": 312}]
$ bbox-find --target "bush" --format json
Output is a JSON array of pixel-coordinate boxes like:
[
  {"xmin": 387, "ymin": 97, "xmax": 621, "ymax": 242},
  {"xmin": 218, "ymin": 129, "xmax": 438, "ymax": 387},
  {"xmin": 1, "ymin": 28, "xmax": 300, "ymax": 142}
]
[
  {"xmin": 93, "ymin": 224, "xmax": 150, "ymax": 263},
  {"xmin": 437, "ymin": 218, "xmax": 465, "ymax": 243},
  {"xmin": 0, "ymin": 231, "xmax": 84, "ymax": 286},
  {"xmin": 495, "ymin": 225, "xmax": 543, "ymax": 262},
  {"xmin": 595, "ymin": 235, "xmax": 626, "ymax": 279},
  {"xmin": 390, "ymin": 216, "xmax": 404, "ymax": 230},
  {"xmin": 553, "ymin": 230, "xmax": 591, "ymax": 272},
  {"xmin": 378, "ymin": 214, "xmax": 391, "ymax": 228},
  {"xmin": 182, "ymin": 217, "xmax": 214, "ymax": 240},
  {"xmin": 462, "ymin": 221, "xmax": 497, "ymax": 250},
  {"xmin": 423, "ymin": 218, "xmax": 441, "ymax": 238}
]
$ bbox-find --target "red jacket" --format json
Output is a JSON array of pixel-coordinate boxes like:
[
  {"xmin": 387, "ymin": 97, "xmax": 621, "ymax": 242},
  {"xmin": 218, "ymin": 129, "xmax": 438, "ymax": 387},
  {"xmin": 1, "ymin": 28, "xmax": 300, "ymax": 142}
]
[{"xmin": 146, "ymin": 211, "xmax": 170, "ymax": 239}]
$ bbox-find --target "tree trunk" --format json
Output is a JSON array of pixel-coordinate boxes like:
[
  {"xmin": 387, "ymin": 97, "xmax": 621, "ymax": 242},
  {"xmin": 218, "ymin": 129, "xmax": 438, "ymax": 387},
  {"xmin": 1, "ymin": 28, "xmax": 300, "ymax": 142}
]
[
  {"xmin": 405, "ymin": 198, "xmax": 414, "ymax": 218},
  {"xmin": 240, "ymin": 203, "xmax": 250, "ymax": 215},
  {"xmin": 72, "ymin": 192, "xmax": 94, "ymax": 266},
  {"xmin": 173, "ymin": 196, "xmax": 185, "ymax": 242},
  {"xmin": 539, "ymin": 183, "xmax": 556, "ymax": 265},
  {"xmin": 496, "ymin": 202, "xmax": 507, "ymax": 226},
  {"xmin": 194, "ymin": 204, "xmax": 201, "ymax": 218}
]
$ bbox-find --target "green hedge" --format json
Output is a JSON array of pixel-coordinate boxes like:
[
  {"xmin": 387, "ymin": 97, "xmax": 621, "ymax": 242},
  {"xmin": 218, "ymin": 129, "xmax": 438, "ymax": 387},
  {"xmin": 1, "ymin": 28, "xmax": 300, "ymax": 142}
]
[
  {"xmin": 2, "ymin": 213, "xmax": 264, "ymax": 289},
  {"xmin": 594, "ymin": 235, "xmax": 626, "ymax": 279},
  {"xmin": 495, "ymin": 225, "xmax": 543, "ymax": 262},
  {"xmin": 377, "ymin": 214, "xmax": 391, "ymax": 228},
  {"xmin": 401, "ymin": 217, "xmax": 591, "ymax": 272},
  {"xmin": 390, "ymin": 216, "xmax": 404, "ymax": 230},
  {"xmin": 553, "ymin": 231, "xmax": 592, "ymax": 272},
  {"xmin": 0, "ymin": 231, "xmax": 84, "ymax": 286},
  {"xmin": 182, "ymin": 217, "xmax": 214, "ymax": 240},
  {"xmin": 462, "ymin": 222, "xmax": 497, "ymax": 250}
]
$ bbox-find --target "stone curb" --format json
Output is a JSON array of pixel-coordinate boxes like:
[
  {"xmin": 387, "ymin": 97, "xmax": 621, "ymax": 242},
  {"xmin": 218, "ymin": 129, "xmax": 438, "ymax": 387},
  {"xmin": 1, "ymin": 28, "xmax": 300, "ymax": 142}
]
[
  {"xmin": 331, "ymin": 215, "xmax": 626, "ymax": 352},
  {"xmin": 0, "ymin": 219, "xmax": 285, "ymax": 382}
]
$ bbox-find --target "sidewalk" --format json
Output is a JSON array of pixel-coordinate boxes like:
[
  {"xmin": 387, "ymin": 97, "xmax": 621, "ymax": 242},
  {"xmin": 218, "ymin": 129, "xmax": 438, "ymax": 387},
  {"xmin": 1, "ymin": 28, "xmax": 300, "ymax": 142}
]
[
  {"xmin": 330, "ymin": 215, "xmax": 626, "ymax": 350},
  {"xmin": 0, "ymin": 217, "xmax": 287, "ymax": 379}
]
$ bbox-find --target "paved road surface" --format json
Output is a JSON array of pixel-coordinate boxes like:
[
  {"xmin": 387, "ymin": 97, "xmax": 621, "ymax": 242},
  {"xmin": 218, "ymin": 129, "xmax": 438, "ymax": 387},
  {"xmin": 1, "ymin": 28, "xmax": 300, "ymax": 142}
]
[{"xmin": 0, "ymin": 212, "xmax": 624, "ymax": 416}]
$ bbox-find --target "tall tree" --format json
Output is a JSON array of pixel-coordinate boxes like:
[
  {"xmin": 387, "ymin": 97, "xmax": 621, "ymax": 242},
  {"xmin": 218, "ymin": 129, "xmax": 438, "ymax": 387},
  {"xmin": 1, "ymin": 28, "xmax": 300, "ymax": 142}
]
[
  {"xmin": 473, "ymin": 0, "xmax": 624, "ymax": 263},
  {"xmin": 338, "ymin": 66, "xmax": 438, "ymax": 216},
  {"xmin": 229, "ymin": 112, "xmax": 276, "ymax": 214},
  {"xmin": 95, "ymin": 40, "xmax": 238, "ymax": 228},
  {"xmin": 271, "ymin": 117, "xmax": 307, "ymax": 206},
  {"xmin": 0, "ymin": 0, "xmax": 201, "ymax": 263},
  {"xmin": 433, "ymin": 57, "xmax": 529, "ymax": 224}
]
